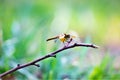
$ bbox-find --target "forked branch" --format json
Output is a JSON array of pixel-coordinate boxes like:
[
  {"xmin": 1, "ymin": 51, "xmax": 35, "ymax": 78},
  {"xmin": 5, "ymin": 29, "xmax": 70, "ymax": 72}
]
[{"xmin": 0, "ymin": 43, "xmax": 98, "ymax": 78}]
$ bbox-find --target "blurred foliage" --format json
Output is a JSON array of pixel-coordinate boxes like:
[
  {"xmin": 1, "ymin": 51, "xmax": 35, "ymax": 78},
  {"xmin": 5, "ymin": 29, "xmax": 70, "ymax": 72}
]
[{"xmin": 0, "ymin": 0, "xmax": 120, "ymax": 80}]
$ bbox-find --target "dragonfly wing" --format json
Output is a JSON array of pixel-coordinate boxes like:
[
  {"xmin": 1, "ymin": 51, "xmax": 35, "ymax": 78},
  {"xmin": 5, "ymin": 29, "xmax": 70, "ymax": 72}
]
[{"xmin": 54, "ymin": 39, "xmax": 58, "ymax": 43}]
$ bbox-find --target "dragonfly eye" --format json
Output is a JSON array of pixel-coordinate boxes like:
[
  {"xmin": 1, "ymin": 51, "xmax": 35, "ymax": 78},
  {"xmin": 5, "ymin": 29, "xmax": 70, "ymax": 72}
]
[{"xmin": 65, "ymin": 34, "xmax": 70, "ymax": 38}]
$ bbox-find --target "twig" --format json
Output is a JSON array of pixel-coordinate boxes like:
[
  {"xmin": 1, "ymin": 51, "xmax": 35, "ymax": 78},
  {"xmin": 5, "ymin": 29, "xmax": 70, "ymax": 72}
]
[{"xmin": 0, "ymin": 43, "xmax": 98, "ymax": 78}]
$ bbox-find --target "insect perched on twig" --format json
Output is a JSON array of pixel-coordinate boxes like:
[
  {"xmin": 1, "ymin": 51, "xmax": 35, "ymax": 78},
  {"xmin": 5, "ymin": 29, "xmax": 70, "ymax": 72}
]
[{"xmin": 46, "ymin": 33, "xmax": 76, "ymax": 47}]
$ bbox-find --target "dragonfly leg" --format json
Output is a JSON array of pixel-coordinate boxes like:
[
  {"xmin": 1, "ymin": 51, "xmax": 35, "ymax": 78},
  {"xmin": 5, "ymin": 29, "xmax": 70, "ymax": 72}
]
[{"xmin": 66, "ymin": 38, "xmax": 73, "ymax": 47}]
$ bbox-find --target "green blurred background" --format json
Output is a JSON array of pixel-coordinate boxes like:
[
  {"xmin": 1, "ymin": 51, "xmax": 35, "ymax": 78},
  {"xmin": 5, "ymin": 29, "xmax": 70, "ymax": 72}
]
[{"xmin": 0, "ymin": 0, "xmax": 120, "ymax": 80}]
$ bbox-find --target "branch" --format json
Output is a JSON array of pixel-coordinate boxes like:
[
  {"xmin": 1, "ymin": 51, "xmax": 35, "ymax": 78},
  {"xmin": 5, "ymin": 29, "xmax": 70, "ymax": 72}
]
[{"xmin": 0, "ymin": 43, "xmax": 98, "ymax": 78}]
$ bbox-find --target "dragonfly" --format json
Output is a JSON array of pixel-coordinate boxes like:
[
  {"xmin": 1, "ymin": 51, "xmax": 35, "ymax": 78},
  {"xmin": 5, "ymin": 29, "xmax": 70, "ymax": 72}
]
[{"xmin": 46, "ymin": 33, "xmax": 79, "ymax": 47}]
